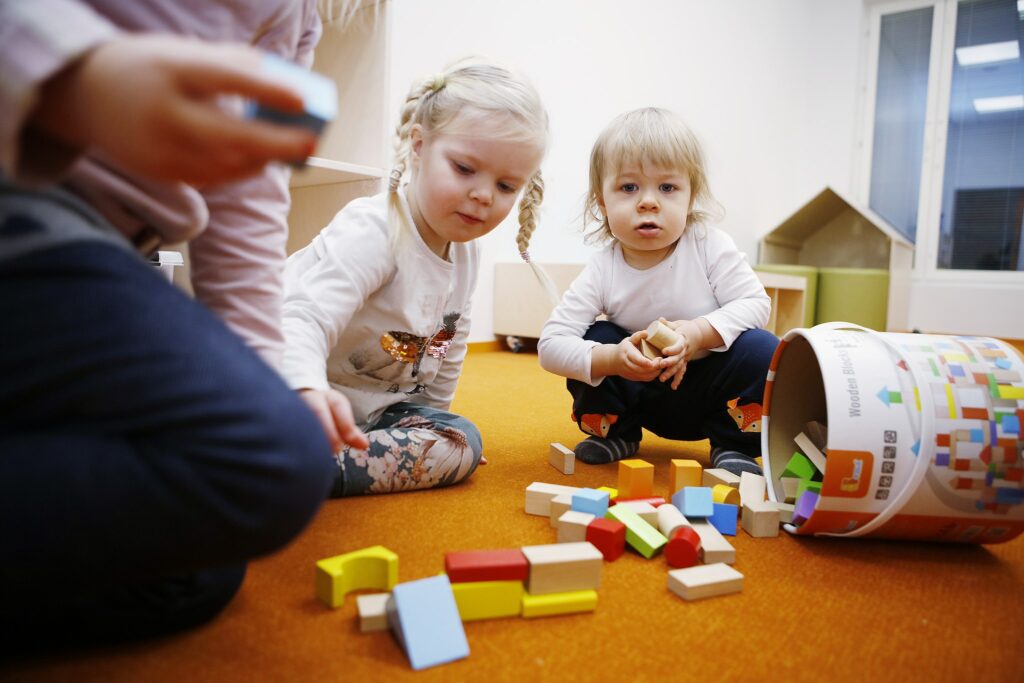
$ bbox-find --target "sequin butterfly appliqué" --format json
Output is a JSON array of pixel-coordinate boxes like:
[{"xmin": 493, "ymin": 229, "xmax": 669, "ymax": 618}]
[{"xmin": 379, "ymin": 312, "xmax": 461, "ymax": 376}]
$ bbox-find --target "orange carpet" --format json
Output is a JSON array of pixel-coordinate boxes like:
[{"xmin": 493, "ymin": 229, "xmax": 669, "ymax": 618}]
[{"xmin": 6, "ymin": 349, "xmax": 1023, "ymax": 682}]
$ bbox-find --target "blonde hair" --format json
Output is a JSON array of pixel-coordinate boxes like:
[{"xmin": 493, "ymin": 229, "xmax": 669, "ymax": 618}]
[
  {"xmin": 583, "ymin": 107, "xmax": 723, "ymax": 245},
  {"xmin": 388, "ymin": 56, "xmax": 558, "ymax": 303}
]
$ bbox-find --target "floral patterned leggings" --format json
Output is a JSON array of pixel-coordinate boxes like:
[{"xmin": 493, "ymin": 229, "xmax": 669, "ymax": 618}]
[{"xmin": 330, "ymin": 402, "xmax": 483, "ymax": 497}]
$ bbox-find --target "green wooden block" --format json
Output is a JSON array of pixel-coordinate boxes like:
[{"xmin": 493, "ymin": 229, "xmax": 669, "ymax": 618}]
[
  {"xmin": 606, "ymin": 504, "xmax": 667, "ymax": 559},
  {"xmin": 781, "ymin": 452, "xmax": 817, "ymax": 480},
  {"xmin": 796, "ymin": 479, "xmax": 822, "ymax": 497}
]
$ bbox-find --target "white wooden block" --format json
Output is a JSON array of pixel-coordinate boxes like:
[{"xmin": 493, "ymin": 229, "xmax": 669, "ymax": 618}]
[
  {"xmin": 770, "ymin": 501, "xmax": 795, "ymax": 524},
  {"xmin": 549, "ymin": 493, "xmax": 574, "ymax": 528},
  {"xmin": 656, "ymin": 503, "xmax": 691, "ymax": 538},
  {"xmin": 739, "ymin": 471, "xmax": 767, "ymax": 508},
  {"xmin": 617, "ymin": 501, "xmax": 658, "ymax": 527},
  {"xmin": 689, "ymin": 520, "xmax": 736, "ymax": 564},
  {"xmin": 549, "ymin": 442, "xmax": 575, "ymax": 475},
  {"xmin": 356, "ymin": 592, "xmax": 390, "ymax": 633},
  {"xmin": 794, "ymin": 431, "xmax": 827, "ymax": 475},
  {"xmin": 741, "ymin": 503, "xmax": 781, "ymax": 538},
  {"xmin": 780, "ymin": 477, "xmax": 800, "ymax": 503},
  {"xmin": 525, "ymin": 482, "xmax": 580, "ymax": 516},
  {"xmin": 804, "ymin": 420, "xmax": 828, "ymax": 450},
  {"xmin": 702, "ymin": 468, "xmax": 740, "ymax": 489},
  {"xmin": 668, "ymin": 563, "xmax": 743, "ymax": 601},
  {"xmin": 521, "ymin": 542, "xmax": 603, "ymax": 595},
  {"xmin": 557, "ymin": 510, "xmax": 595, "ymax": 543}
]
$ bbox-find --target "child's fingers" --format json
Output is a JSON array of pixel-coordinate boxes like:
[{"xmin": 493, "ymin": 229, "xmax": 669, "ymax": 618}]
[
  {"xmin": 670, "ymin": 361, "xmax": 688, "ymax": 390},
  {"xmin": 327, "ymin": 391, "xmax": 369, "ymax": 451},
  {"xmin": 300, "ymin": 392, "xmax": 342, "ymax": 452},
  {"xmin": 177, "ymin": 99, "xmax": 316, "ymax": 164},
  {"xmin": 177, "ymin": 45, "xmax": 307, "ymax": 113}
]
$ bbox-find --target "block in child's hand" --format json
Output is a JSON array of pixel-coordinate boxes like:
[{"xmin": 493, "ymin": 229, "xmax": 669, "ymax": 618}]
[{"xmin": 246, "ymin": 53, "xmax": 338, "ymax": 137}]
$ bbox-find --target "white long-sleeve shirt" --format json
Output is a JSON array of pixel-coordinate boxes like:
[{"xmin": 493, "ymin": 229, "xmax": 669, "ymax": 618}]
[
  {"xmin": 282, "ymin": 190, "xmax": 477, "ymax": 427},
  {"xmin": 538, "ymin": 225, "xmax": 770, "ymax": 386}
]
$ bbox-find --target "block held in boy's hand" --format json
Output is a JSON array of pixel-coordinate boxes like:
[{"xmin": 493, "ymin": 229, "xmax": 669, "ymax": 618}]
[{"xmin": 245, "ymin": 53, "xmax": 337, "ymax": 142}]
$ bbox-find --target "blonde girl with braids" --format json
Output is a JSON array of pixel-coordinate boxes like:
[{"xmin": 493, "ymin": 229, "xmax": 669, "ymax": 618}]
[{"xmin": 282, "ymin": 57, "xmax": 549, "ymax": 496}]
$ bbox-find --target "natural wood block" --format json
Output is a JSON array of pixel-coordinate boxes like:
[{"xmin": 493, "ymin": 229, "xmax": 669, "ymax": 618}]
[
  {"xmin": 703, "ymin": 468, "xmax": 741, "ymax": 488},
  {"xmin": 739, "ymin": 471, "xmax": 767, "ymax": 508},
  {"xmin": 521, "ymin": 542, "xmax": 603, "ymax": 595},
  {"xmin": 525, "ymin": 482, "xmax": 581, "ymax": 516},
  {"xmin": 689, "ymin": 520, "xmax": 736, "ymax": 564},
  {"xmin": 668, "ymin": 563, "xmax": 743, "ymax": 601},
  {"xmin": 780, "ymin": 476, "xmax": 801, "ymax": 503},
  {"xmin": 794, "ymin": 431, "xmax": 826, "ymax": 475},
  {"xmin": 615, "ymin": 500, "xmax": 658, "ymax": 527},
  {"xmin": 549, "ymin": 493, "xmax": 575, "ymax": 528},
  {"xmin": 656, "ymin": 503, "xmax": 692, "ymax": 539},
  {"xmin": 356, "ymin": 593, "xmax": 390, "ymax": 632},
  {"xmin": 617, "ymin": 459, "xmax": 655, "ymax": 499},
  {"xmin": 770, "ymin": 501, "xmax": 795, "ymax": 524},
  {"xmin": 670, "ymin": 459, "xmax": 703, "ymax": 496},
  {"xmin": 742, "ymin": 503, "xmax": 781, "ymax": 538},
  {"xmin": 640, "ymin": 338, "xmax": 660, "ymax": 360},
  {"xmin": 804, "ymin": 420, "xmax": 828, "ymax": 450},
  {"xmin": 557, "ymin": 510, "xmax": 596, "ymax": 543},
  {"xmin": 549, "ymin": 442, "xmax": 575, "ymax": 475},
  {"xmin": 645, "ymin": 320, "xmax": 681, "ymax": 351}
]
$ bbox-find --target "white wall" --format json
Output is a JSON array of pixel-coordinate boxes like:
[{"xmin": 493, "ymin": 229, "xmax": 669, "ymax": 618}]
[{"xmin": 387, "ymin": 0, "xmax": 864, "ymax": 342}]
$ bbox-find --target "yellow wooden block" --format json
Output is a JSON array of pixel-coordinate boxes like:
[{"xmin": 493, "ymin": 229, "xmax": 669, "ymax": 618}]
[
  {"xmin": 315, "ymin": 545, "xmax": 398, "ymax": 609},
  {"xmin": 670, "ymin": 459, "xmax": 703, "ymax": 495},
  {"xmin": 521, "ymin": 589, "xmax": 598, "ymax": 618},
  {"xmin": 712, "ymin": 483, "xmax": 740, "ymax": 505},
  {"xmin": 998, "ymin": 385, "xmax": 1024, "ymax": 400},
  {"xmin": 450, "ymin": 579, "xmax": 523, "ymax": 621},
  {"xmin": 617, "ymin": 459, "xmax": 654, "ymax": 499},
  {"xmin": 597, "ymin": 486, "xmax": 618, "ymax": 499}
]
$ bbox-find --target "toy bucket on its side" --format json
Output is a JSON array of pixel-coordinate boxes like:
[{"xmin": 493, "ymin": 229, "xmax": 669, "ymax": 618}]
[{"xmin": 762, "ymin": 322, "xmax": 1024, "ymax": 544}]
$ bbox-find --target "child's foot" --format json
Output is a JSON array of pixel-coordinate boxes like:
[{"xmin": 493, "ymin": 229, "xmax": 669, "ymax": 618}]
[
  {"xmin": 574, "ymin": 436, "xmax": 639, "ymax": 465},
  {"xmin": 711, "ymin": 447, "xmax": 763, "ymax": 477}
]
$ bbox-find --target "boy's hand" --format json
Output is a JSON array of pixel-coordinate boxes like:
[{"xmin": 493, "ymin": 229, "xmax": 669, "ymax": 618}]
[
  {"xmin": 30, "ymin": 34, "xmax": 318, "ymax": 187},
  {"xmin": 593, "ymin": 331, "xmax": 663, "ymax": 382},
  {"xmin": 298, "ymin": 388, "xmax": 370, "ymax": 453},
  {"xmin": 657, "ymin": 318, "xmax": 703, "ymax": 389}
]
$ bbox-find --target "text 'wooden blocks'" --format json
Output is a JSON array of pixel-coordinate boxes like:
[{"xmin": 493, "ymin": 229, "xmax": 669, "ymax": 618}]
[
  {"xmin": 387, "ymin": 575, "xmax": 469, "ymax": 671},
  {"xmin": 656, "ymin": 503, "xmax": 691, "ymax": 539},
  {"xmin": 711, "ymin": 483, "xmax": 740, "ymax": 506},
  {"xmin": 572, "ymin": 488, "xmax": 610, "ymax": 517},
  {"xmin": 521, "ymin": 542, "xmax": 603, "ymax": 595},
  {"xmin": 450, "ymin": 579, "xmax": 523, "ymax": 622},
  {"xmin": 549, "ymin": 442, "xmax": 575, "ymax": 475},
  {"xmin": 558, "ymin": 510, "xmax": 596, "ymax": 543},
  {"xmin": 702, "ymin": 468, "xmax": 741, "ymax": 489},
  {"xmin": 670, "ymin": 458, "xmax": 703, "ymax": 495},
  {"xmin": 668, "ymin": 563, "xmax": 743, "ymax": 601},
  {"xmin": 689, "ymin": 520, "xmax": 736, "ymax": 565},
  {"xmin": 444, "ymin": 548, "xmax": 529, "ymax": 583},
  {"xmin": 522, "ymin": 589, "xmax": 598, "ymax": 618},
  {"xmin": 741, "ymin": 503, "xmax": 780, "ymax": 538},
  {"xmin": 525, "ymin": 482, "xmax": 581, "ymax": 516},
  {"xmin": 356, "ymin": 593, "xmax": 390, "ymax": 633},
  {"xmin": 606, "ymin": 504, "xmax": 667, "ymax": 559},
  {"xmin": 665, "ymin": 526, "xmax": 702, "ymax": 568},
  {"xmin": 586, "ymin": 517, "xmax": 626, "ymax": 561},
  {"xmin": 672, "ymin": 486, "xmax": 714, "ymax": 518},
  {"xmin": 617, "ymin": 459, "xmax": 655, "ymax": 499},
  {"xmin": 709, "ymin": 502, "xmax": 738, "ymax": 536},
  {"xmin": 315, "ymin": 545, "xmax": 398, "ymax": 609}
]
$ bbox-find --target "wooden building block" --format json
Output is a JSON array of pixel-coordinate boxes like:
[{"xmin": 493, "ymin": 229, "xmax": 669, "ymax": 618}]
[
  {"xmin": 387, "ymin": 575, "xmax": 468, "ymax": 671},
  {"xmin": 702, "ymin": 468, "xmax": 741, "ymax": 488},
  {"xmin": 656, "ymin": 503, "xmax": 692, "ymax": 539},
  {"xmin": 520, "ymin": 542, "xmax": 603, "ymax": 595},
  {"xmin": 316, "ymin": 545, "xmax": 398, "ymax": 609},
  {"xmin": 670, "ymin": 459, "xmax": 703, "ymax": 495},
  {"xmin": 606, "ymin": 504, "xmax": 667, "ymax": 559},
  {"xmin": 665, "ymin": 527, "xmax": 702, "ymax": 568},
  {"xmin": 616, "ymin": 500, "xmax": 658, "ymax": 526},
  {"xmin": 522, "ymin": 589, "xmax": 598, "ymax": 618},
  {"xmin": 794, "ymin": 431, "xmax": 826, "ymax": 474},
  {"xmin": 617, "ymin": 459, "xmax": 655, "ymax": 499},
  {"xmin": 792, "ymin": 491, "xmax": 819, "ymax": 526},
  {"xmin": 771, "ymin": 501, "xmax": 796, "ymax": 524},
  {"xmin": 711, "ymin": 483, "xmax": 740, "ymax": 506},
  {"xmin": 690, "ymin": 520, "xmax": 736, "ymax": 564},
  {"xmin": 572, "ymin": 488, "xmax": 610, "ymax": 517},
  {"xmin": 356, "ymin": 592, "xmax": 390, "ymax": 633},
  {"xmin": 672, "ymin": 486, "xmax": 714, "ymax": 518},
  {"xmin": 741, "ymin": 503, "xmax": 781, "ymax": 537},
  {"xmin": 612, "ymin": 496, "xmax": 667, "ymax": 507},
  {"xmin": 549, "ymin": 442, "xmax": 575, "ymax": 475},
  {"xmin": 804, "ymin": 420, "xmax": 828, "ymax": 450},
  {"xmin": 739, "ymin": 471, "xmax": 767, "ymax": 508},
  {"xmin": 780, "ymin": 476, "xmax": 801, "ymax": 503},
  {"xmin": 668, "ymin": 563, "xmax": 743, "ymax": 601},
  {"xmin": 586, "ymin": 517, "xmax": 626, "ymax": 561},
  {"xmin": 450, "ymin": 579, "xmax": 523, "ymax": 621},
  {"xmin": 549, "ymin": 493, "xmax": 574, "ymax": 528},
  {"xmin": 640, "ymin": 338, "xmax": 660, "ymax": 360},
  {"xmin": 597, "ymin": 486, "xmax": 618, "ymax": 499},
  {"xmin": 780, "ymin": 452, "xmax": 817, "ymax": 481},
  {"xmin": 709, "ymin": 503, "xmax": 738, "ymax": 536},
  {"xmin": 796, "ymin": 478, "xmax": 823, "ymax": 498},
  {"xmin": 645, "ymin": 319, "xmax": 682, "ymax": 351},
  {"xmin": 558, "ymin": 510, "xmax": 596, "ymax": 543},
  {"xmin": 444, "ymin": 549, "xmax": 528, "ymax": 583},
  {"xmin": 525, "ymin": 482, "xmax": 581, "ymax": 516}
]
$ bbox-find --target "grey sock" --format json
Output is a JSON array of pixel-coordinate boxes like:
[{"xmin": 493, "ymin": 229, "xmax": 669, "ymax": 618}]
[
  {"xmin": 711, "ymin": 447, "xmax": 763, "ymax": 477},
  {"xmin": 574, "ymin": 436, "xmax": 639, "ymax": 465}
]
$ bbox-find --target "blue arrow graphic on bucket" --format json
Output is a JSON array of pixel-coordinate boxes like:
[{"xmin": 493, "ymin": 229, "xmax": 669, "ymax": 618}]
[{"xmin": 877, "ymin": 386, "xmax": 903, "ymax": 407}]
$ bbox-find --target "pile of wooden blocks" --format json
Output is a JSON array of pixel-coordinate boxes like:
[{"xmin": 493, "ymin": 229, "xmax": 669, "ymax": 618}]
[{"xmin": 777, "ymin": 421, "xmax": 828, "ymax": 528}]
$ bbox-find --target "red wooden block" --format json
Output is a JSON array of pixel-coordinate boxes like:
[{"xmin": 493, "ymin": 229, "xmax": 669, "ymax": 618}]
[
  {"xmin": 586, "ymin": 517, "xmax": 626, "ymax": 562},
  {"xmin": 444, "ymin": 549, "xmax": 529, "ymax": 583},
  {"xmin": 611, "ymin": 496, "xmax": 668, "ymax": 508},
  {"xmin": 665, "ymin": 527, "xmax": 702, "ymax": 568}
]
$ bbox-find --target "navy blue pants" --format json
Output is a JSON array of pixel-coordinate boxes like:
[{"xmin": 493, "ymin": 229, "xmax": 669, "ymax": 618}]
[
  {"xmin": 568, "ymin": 321, "xmax": 778, "ymax": 457},
  {"xmin": 0, "ymin": 242, "xmax": 334, "ymax": 651}
]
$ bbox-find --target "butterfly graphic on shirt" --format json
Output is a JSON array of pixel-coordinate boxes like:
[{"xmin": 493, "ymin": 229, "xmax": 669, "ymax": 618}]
[{"xmin": 379, "ymin": 312, "xmax": 461, "ymax": 377}]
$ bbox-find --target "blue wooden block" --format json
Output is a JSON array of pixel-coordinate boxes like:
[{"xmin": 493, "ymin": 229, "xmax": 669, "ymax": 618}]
[
  {"xmin": 672, "ymin": 486, "xmax": 714, "ymax": 518},
  {"xmin": 709, "ymin": 502, "xmax": 738, "ymax": 536},
  {"xmin": 246, "ymin": 53, "xmax": 337, "ymax": 135},
  {"xmin": 387, "ymin": 575, "xmax": 469, "ymax": 670},
  {"xmin": 572, "ymin": 488, "xmax": 610, "ymax": 517}
]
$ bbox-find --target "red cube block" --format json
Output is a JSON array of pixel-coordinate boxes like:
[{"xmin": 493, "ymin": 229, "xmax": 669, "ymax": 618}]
[
  {"xmin": 586, "ymin": 517, "xmax": 626, "ymax": 562},
  {"xmin": 444, "ymin": 549, "xmax": 529, "ymax": 583}
]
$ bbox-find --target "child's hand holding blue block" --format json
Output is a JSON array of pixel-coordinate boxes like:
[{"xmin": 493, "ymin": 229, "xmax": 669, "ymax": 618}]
[{"xmin": 245, "ymin": 53, "xmax": 337, "ymax": 139}]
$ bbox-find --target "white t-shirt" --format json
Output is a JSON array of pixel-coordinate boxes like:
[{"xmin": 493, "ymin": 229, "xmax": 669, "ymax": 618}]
[
  {"xmin": 282, "ymin": 190, "xmax": 477, "ymax": 427},
  {"xmin": 538, "ymin": 225, "xmax": 770, "ymax": 386}
]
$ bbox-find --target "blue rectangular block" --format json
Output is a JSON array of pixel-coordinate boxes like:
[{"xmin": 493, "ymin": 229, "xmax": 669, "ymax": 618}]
[
  {"xmin": 672, "ymin": 486, "xmax": 714, "ymax": 518},
  {"xmin": 245, "ymin": 53, "xmax": 338, "ymax": 135},
  {"xmin": 572, "ymin": 488, "xmax": 610, "ymax": 517},
  {"xmin": 1002, "ymin": 414, "xmax": 1020, "ymax": 435},
  {"xmin": 387, "ymin": 575, "xmax": 469, "ymax": 670},
  {"xmin": 709, "ymin": 502, "xmax": 738, "ymax": 536}
]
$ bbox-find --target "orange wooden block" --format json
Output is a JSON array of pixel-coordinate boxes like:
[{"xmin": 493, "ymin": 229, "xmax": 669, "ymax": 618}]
[
  {"xmin": 617, "ymin": 459, "xmax": 654, "ymax": 499},
  {"xmin": 670, "ymin": 459, "xmax": 703, "ymax": 496}
]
